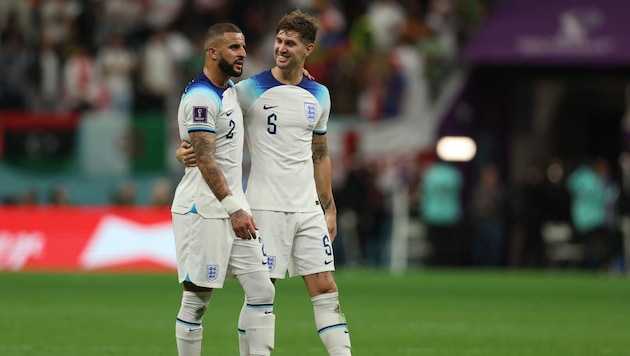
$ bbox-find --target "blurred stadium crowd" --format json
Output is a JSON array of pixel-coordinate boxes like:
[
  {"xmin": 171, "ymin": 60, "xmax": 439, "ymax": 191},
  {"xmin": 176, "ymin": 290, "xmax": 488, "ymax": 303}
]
[
  {"xmin": 3, "ymin": 0, "xmax": 627, "ymax": 272},
  {"xmin": 0, "ymin": 0, "xmax": 493, "ymax": 115}
]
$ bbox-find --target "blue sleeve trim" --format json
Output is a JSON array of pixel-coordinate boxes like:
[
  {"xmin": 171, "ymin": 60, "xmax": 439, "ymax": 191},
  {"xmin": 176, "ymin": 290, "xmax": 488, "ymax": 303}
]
[{"xmin": 188, "ymin": 127, "xmax": 216, "ymax": 133}]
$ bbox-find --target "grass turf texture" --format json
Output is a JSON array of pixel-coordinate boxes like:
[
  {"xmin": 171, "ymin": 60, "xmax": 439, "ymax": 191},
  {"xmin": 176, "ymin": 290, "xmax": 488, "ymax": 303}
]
[{"xmin": 1, "ymin": 269, "xmax": 629, "ymax": 355}]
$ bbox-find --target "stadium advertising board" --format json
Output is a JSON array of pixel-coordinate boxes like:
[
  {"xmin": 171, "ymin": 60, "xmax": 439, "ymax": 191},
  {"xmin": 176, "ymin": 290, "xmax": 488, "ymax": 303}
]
[{"xmin": 0, "ymin": 207, "xmax": 175, "ymax": 272}]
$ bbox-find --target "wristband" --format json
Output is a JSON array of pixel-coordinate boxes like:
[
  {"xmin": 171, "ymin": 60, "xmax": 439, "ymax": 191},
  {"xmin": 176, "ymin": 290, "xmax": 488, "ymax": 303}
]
[{"xmin": 220, "ymin": 195, "xmax": 241, "ymax": 215}]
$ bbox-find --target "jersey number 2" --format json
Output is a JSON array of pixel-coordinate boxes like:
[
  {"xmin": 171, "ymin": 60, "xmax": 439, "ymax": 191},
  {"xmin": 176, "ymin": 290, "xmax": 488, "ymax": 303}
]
[{"xmin": 226, "ymin": 119, "xmax": 235, "ymax": 139}]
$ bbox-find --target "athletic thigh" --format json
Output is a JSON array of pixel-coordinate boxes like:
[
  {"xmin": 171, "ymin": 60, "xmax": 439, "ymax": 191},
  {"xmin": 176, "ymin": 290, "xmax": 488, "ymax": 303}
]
[
  {"xmin": 289, "ymin": 211, "xmax": 336, "ymax": 278},
  {"xmin": 251, "ymin": 210, "xmax": 298, "ymax": 279},
  {"xmin": 228, "ymin": 234, "xmax": 269, "ymax": 277},
  {"xmin": 172, "ymin": 212, "xmax": 233, "ymax": 289}
]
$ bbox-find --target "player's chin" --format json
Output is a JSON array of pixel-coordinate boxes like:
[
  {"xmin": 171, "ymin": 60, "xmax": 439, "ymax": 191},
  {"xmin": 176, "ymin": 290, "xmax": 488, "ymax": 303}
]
[
  {"xmin": 232, "ymin": 67, "xmax": 244, "ymax": 77},
  {"xmin": 275, "ymin": 58, "xmax": 289, "ymax": 67}
]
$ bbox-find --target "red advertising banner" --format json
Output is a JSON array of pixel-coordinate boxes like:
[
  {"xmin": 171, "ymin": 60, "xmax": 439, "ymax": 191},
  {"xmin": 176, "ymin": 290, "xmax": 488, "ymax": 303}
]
[{"xmin": 0, "ymin": 206, "xmax": 176, "ymax": 272}]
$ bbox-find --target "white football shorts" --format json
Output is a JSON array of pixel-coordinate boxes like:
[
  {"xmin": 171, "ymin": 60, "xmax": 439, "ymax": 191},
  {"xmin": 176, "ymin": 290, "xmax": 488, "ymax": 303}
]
[
  {"xmin": 252, "ymin": 210, "xmax": 335, "ymax": 279},
  {"xmin": 172, "ymin": 212, "xmax": 268, "ymax": 288}
]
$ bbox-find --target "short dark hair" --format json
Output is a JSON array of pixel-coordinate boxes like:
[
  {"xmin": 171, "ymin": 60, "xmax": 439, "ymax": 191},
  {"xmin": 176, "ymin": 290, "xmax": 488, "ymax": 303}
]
[
  {"xmin": 275, "ymin": 9, "xmax": 319, "ymax": 44},
  {"xmin": 204, "ymin": 23, "xmax": 243, "ymax": 49}
]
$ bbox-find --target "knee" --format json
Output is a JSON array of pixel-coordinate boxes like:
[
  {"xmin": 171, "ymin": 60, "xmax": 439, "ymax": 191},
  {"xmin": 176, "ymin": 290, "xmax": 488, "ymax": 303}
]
[
  {"xmin": 252, "ymin": 279, "xmax": 275, "ymax": 304},
  {"xmin": 306, "ymin": 272, "xmax": 338, "ymax": 296},
  {"xmin": 241, "ymin": 271, "xmax": 275, "ymax": 304}
]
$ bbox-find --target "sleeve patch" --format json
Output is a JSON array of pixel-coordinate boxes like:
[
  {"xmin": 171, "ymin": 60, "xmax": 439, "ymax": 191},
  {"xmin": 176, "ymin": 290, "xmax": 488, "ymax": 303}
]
[{"xmin": 193, "ymin": 106, "xmax": 208, "ymax": 123}]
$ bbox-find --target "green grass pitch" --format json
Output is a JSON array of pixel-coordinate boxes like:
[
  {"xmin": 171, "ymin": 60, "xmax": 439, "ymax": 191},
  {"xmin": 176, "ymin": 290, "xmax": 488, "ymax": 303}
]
[{"xmin": 1, "ymin": 269, "xmax": 629, "ymax": 355}]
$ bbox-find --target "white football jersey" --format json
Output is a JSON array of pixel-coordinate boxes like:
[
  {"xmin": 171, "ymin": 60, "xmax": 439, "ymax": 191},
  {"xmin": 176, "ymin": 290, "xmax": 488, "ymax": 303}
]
[
  {"xmin": 171, "ymin": 73, "xmax": 249, "ymax": 218},
  {"xmin": 236, "ymin": 70, "xmax": 330, "ymax": 212}
]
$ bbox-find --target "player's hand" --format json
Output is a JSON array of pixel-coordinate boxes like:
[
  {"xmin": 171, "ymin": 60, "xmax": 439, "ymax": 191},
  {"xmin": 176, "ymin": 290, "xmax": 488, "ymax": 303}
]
[
  {"xmin": 229, "ymin": 209, "xmax": 259, "ymax": 240},
  {"xmin": 302, "ymin": 67, "xmax": 315, "ymax": 80},
  {"xmin": 176, "ymin": 141, "xmax": 197, "ymax": 167}
]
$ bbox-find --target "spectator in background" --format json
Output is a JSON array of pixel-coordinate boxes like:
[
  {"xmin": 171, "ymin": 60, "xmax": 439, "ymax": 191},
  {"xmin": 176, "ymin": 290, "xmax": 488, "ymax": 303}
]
[
  {"xmin": 96, "ymin": 31, "xmax": 137, "ymax": 112},
  {"xmin": 0, "ymin": 31, "xmax": 32, "ymax": 109},
  {"xmin": 356, "ymin": 50, "xmax": 405, "ymax": 121},
  {"xmin": 566, "ymin": 157, "xmax": 618, "ymax": 270},
  {"xmin": 423, "ymin": 0, "xmax": 459, "ymax": 100},
  {"xmin": 111, "ymin": 180, "xmax": 136, "ymax": 205},
  {"xmin": 306, "ymin": 0, "xmax": 347, "ymax": 86},
  {"xmin": 136, "ymin": 26, "xmax": 178, "ymax": 112},
  {"xmin": 62, "ymin": 43, "xmax": 108, "ymax": 111},
  {"xmin": 514, "ymin": 163, "xmax": 548, "ymax": 268},
  {"xmin": 354, "ymin": 0, "xmax": 407, "ymax": 120},
  {"xmin": 419, "ymin": 156, "xmax": 464, "ymax": 266},
  {"xmin": 593, "ymin": 157, "xmax": 624, "ymax": 272},
  {"xmin": 21, "ymin": 188, "xmax": 39, "ymax": 205},
  {"xmin": 365, "ymin": 0, "xmax": 406, "ymax": 52},
  {"xmin": 32, "ymin": 35, "xmax": 62, "ymax": 110},
  {"xmin": 336, "ymin": 131, "xmax": 387, "ymax": 266},
  {"xmin": 469, "ymin": 163, "xmax": 506, "ymax": 267},
  {"xmin": 48, "ymin": 184, "xmax": 70, "ymax": 205},
  {"xmin": 98, "ymin": 0, "xmax": 145, "ymax": 41},
  {"xmin": 150, "ymin": 178, "xmax": 174, "ymax": 206},
  {"xmin": 37, "ymin": 0, "xmax": 82, "ymax": 49},
  {"xmin": 0, "ymin": 0, "xmax": 35, "ymax": 44},
  {"xmin": 142, "ymin": 0, "xmax": 184, "ymax": 31},
  {"xmin": 394, "ymin": 0, "xmax": 430, "ymax": 118}
]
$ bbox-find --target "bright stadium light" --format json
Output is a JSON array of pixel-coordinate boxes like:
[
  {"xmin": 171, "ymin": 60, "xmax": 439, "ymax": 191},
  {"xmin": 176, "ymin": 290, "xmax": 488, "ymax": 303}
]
[{"xmin": 436, "ymin": 136, "xmax": 477, "ymax": 162}]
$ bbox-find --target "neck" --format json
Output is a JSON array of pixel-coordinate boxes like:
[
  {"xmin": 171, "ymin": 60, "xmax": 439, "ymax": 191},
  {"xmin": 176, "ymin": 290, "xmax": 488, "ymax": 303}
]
[
  {"xmin": 203, "ymin": 66, "xmax": 229, "ymax": 88},
  {"xmin": 271, "ymin": 66, "xmax": 303, "ymax": 85}
]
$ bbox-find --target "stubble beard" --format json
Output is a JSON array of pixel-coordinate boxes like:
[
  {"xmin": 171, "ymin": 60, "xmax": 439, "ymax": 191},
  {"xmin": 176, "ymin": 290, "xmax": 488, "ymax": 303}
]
[{"xmin": 219, "ymin": 57, "xmax": 242, "ymax": 77}]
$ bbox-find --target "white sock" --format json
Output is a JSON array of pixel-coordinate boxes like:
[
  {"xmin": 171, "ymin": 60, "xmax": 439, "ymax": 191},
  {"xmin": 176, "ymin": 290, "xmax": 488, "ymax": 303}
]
[
  {"xmin": 175, "ymin": 290, "xmax": 212, "ymax": 356},
  {"xmin": 312, "ymin": 292, "xmax": 352, "ymax": 356},
  {"xmin": 237, "ymin": 299, "xmax": 249, "ymax": 356},
  {"xmin": 237, "ymin": 271, "xmax": 276, "ymax": 356}
]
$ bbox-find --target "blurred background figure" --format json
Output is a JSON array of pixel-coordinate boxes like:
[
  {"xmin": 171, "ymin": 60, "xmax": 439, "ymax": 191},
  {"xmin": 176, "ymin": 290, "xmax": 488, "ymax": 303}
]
[
  {"xmin": 48, "ymin": 184, "xmax": 70, "ymax": 205},
  {"xmin": 336, "ymin": 131, "xmax": 387, "ymax": 266},
  {"xmin": 32, "ymin": 35, "xmax": 62, "ymax": 110},
  {"xmin": 62, "ymin": 43, "xmax": 107, "ymax": 111},
  {"xmin": 512, "ymin": 163, "xmax": 548, "ymax": 268},
  {"xmin": 111, "ymin": 180, "xmax": 136, "ymax": 206},
  {"xmin": 0, "ymin": 29, "xmax": 32, "ymax": 109},
  {"xmin": 468, "ymin": 162, "xmax": 506, "ymax": 267},
  {"xmin": 96, "ymin": 31, "xmax": 137, "ymax": 112},
  {"xmin": 566, "ymin": 157, "xmax": 619, "ymax": 270},
  {"xmin": 150, "ymin": 178, "xmax": 174, "ymax": 207},
  {"xmin": 135, "ymin": 26, "xmax": 178, "ymax": 113},
  {"xmin": 419, "ymin": 155, "xmax": 464, "ymax": 266}
]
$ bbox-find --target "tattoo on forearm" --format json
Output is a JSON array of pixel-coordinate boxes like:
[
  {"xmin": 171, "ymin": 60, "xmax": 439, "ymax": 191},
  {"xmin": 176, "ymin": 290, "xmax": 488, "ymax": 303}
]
[
  {"xmin": 191, "ymin": 132, "xmax": 230, "ymax": 199},
  {"xmin": 312, "ymin": 141, "xmax": 327, "ymax": 164},
  {"xmin": 319, "ymin": 194, "xmax": 335, "ymax": 212}
]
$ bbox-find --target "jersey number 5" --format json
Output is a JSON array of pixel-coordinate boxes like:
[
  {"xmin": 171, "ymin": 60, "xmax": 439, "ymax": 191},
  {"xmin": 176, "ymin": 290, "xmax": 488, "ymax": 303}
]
[{"xmin": 267, "ymin": 113, "xmax": 277, "ymax": 135}]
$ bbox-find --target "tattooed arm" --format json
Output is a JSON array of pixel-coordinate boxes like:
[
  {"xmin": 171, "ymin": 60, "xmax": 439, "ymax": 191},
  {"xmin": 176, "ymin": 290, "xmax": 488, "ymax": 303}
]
[
  {"xmin": 189, "ymin": 130, "xmax": 257, "ymax": 239},
  {"xmin": 312, "ymin": 133, "xmax": 338, "ymax": 241}
]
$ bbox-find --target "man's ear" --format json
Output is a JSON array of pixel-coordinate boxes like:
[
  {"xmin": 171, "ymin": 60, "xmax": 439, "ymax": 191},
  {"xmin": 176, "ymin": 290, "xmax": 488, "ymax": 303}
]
[
  {"xmin": 207, "ymin": 47, "xmax": 218, "ymax": 60},
  {"xmin": 305, "ymin": 43, "xmax": 315, "ymax": 56}
]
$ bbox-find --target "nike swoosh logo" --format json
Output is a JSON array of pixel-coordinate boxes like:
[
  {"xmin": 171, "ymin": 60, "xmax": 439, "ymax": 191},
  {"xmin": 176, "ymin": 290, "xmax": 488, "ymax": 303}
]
[
  {"xmin": 264, "ymin": 311, "xmax": 273, "ymax": 314},
  {"xmin": 324, "ymin": 260, "xmax": 333, "ymax": 265},
  {"xmin": 263, "ymin": 104, "xmax": 278, "ymax": 110},
  {"xmin": 262, "ymin": 261, "xmax": 268, "ymax": 265},
  {"xmin": 226, "ymin": 110, "xmax": 234, "ymax": 116}
]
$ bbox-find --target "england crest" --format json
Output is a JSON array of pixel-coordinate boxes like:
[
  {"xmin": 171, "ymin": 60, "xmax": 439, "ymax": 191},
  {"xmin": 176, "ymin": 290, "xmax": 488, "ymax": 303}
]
[
  {"xmin": 304, "ymin": 102, "xmax": 317, "ymax": 122},
  {"xmin": 206, "ymin": 264, "xmax": 219, "ymax": 281},
  {"xmin": 266, "ymin": 256, "xmax": 276, "ymax": 271}
]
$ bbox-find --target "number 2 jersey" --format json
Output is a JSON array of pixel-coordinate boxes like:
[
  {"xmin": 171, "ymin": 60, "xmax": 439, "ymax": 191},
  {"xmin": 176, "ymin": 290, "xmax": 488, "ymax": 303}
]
[
  {"xmin": 171, "ymin": 73, "xmax": 249, "ymax": 218},
  {"xmin": 236, "ymin": 70, "xmax": 331, "ymax": 213}
]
